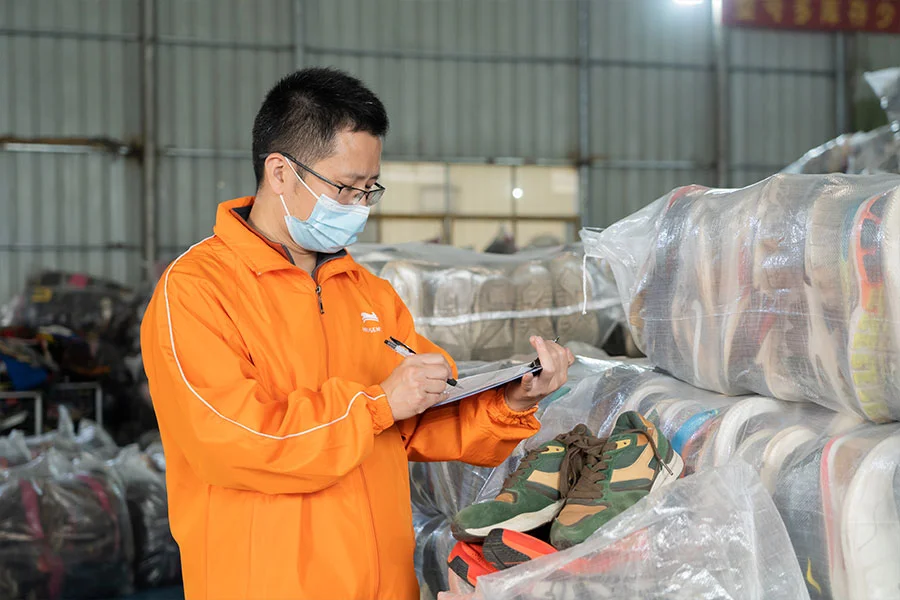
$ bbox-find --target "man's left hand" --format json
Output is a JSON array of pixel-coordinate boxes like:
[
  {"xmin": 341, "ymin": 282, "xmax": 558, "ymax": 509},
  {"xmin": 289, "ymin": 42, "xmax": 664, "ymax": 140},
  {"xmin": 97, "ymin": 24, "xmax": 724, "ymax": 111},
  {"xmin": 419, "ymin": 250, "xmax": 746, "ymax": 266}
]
[{"xmin": 504, "ymin": 336, "xmax": 575, "ymax": 412}]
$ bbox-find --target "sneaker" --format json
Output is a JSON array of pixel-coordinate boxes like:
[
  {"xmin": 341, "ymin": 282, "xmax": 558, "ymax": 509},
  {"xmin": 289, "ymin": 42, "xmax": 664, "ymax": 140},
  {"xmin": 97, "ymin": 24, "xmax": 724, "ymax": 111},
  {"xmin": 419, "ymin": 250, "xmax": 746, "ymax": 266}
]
[
  {"xmin": 641, "ymin": 185, "xmax": 707, "ymax": 377},
  {"xmin": 447, "ymin": 541, "xmax": 498, "ymax": 587},
  {"xmin": 451, "ymin": 424, "xmax": 600, "ymax": 542},
  {"xmin": 759, "ymin": 425, "xmax": 817, "ymax": 493},
  {"xmin": 549, "ymin": 412, "xmax": 684, "ymax": 550},
  {"xmin": 549, "ymin": 252, "xmax": 601, "ymax": 346},
  {"xmin": 481, "ymin": 529, "xmax": 557, "ymax": 570},
  {"xmin": 820, "ymin": 427, "xmax": 897, "ymax": 600},
  {"xmin": 843, "ymin": 191, "xmax": 893, "ymax": 422},
  {"xmin": 842, "ymin": 431, "xmax": 900, "ymax": 600},
  {"xmin": 511, "ymin": 262, "xmax": 555, "ymax": 355},
  {"xmin": 379, "ymin": 260, "xmax": 426, "ymax": 320},
  {"xmin": 709, "ymin": 397, "xmax": 787, "ymax": 467},
  {"xmin": 884, "ymin": 189, "xmax": 900, "ymax": 408},
  {"xmin": 469, "ymin": 268, "xmax": 515, "ymax": 362},
  {"xmin": 774, "ymin": 445, "xmax": 833, "ymax": 600}
]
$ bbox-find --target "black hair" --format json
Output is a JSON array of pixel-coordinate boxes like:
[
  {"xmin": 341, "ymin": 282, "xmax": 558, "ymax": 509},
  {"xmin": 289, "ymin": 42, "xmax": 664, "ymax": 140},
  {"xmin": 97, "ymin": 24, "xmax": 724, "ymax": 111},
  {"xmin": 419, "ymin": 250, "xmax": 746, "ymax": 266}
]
[{"xmin": 252, "ymin": 67, "xmax": 389, "ymax": 186}]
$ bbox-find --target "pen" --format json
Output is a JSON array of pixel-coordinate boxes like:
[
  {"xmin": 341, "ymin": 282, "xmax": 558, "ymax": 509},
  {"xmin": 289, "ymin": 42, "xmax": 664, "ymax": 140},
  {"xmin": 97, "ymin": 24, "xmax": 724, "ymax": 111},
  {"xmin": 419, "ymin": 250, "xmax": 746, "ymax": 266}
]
[{"xmin": 384, "ymin": 337, "xmax": 458, "ymax": 387}]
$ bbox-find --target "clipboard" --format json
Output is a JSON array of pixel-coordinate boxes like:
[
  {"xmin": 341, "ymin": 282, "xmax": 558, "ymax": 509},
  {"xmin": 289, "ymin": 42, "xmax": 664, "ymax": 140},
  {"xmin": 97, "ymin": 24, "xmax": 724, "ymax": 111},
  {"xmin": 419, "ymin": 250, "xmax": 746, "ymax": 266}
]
[{"xmin": 431, "ymin": 359, "xmax": 543, "ymax": 408}]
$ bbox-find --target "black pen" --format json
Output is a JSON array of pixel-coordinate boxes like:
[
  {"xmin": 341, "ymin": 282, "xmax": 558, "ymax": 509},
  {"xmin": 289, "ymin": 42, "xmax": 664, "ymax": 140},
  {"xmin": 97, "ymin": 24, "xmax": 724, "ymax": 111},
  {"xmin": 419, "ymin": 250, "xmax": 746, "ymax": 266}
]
[{"xmin": 384, "ymin": 337, "xmax": 458, "ymax": 387}]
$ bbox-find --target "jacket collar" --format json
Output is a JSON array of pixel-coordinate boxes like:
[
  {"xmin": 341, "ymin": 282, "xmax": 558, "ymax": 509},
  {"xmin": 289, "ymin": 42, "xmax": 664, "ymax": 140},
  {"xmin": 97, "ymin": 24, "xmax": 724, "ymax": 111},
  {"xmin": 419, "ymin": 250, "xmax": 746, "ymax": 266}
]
[{"xmin": 213, "ymin": 197, "xmax": 360, "ymax": 280}]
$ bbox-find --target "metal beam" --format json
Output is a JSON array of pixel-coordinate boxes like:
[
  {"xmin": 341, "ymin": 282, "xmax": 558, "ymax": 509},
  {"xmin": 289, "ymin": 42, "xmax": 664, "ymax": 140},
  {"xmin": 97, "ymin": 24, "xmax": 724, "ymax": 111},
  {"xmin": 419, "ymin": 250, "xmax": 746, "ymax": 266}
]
[
  {"xmin": 0, "ymin": 137, "xmax": 134, "ymax": 156},
  {"xmin": 160, "ymin": 147, "xmax": 714, "ymax": 171},
  {"xmin": 835, "ymin": 33, "xmax": 850, "ymax": 134},
  {"xmin": 141, "ymin": 0, "xmax": 158, "ymax": 282},
  {"xmin": 0, "ymin": 28, "xmax": 140, "ymax": 42},
  {"xmin": 155, "ymin": 35, "xmax": 293, "ymax": 52},
  {"xmin": 577, "ymin": 0, "xmax": 592, "ymax": 228},
  {"xmin": 293, "ymin": 0, "xmax": 306, "ymax": 69},
  {"xmin": 711, "ymin": 0, "xmax": 730, "ymax": 188}
]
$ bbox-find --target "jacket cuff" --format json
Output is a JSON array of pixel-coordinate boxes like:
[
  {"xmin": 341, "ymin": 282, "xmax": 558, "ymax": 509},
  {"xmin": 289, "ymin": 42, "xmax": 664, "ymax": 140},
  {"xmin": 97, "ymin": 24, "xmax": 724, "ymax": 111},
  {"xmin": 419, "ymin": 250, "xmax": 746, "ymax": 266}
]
[
  {"xmin": 484, "ymin": 387, "xmax": 541, "ymax": 432},
  {"xmin": 364, "ymin": 385, "xmax": 395, "ymax": 435}
]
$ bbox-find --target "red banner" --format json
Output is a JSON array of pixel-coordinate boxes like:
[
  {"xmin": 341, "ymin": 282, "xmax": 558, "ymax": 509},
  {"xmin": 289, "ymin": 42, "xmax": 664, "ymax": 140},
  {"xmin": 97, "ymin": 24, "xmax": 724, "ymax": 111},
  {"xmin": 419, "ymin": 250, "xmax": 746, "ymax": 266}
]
[{"xmin": 723, "ymin": 0, "xmax": 900, "ymax": 33}]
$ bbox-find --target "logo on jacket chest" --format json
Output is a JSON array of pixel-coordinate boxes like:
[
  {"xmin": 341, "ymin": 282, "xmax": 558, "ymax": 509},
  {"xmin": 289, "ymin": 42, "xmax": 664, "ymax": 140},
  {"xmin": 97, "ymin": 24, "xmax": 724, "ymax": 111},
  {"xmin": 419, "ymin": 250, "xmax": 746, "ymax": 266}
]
[{"xmin": 361, "ymin": 311, "xmax": 382, "ymax": 333}]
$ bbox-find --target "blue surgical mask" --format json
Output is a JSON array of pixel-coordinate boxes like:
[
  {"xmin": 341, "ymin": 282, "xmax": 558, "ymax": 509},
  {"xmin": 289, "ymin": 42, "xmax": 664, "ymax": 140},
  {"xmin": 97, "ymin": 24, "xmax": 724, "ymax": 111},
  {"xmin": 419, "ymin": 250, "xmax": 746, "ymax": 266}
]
[{"xmin": 280, "ymin": 162, "xmax": 370, "ymax": 254}]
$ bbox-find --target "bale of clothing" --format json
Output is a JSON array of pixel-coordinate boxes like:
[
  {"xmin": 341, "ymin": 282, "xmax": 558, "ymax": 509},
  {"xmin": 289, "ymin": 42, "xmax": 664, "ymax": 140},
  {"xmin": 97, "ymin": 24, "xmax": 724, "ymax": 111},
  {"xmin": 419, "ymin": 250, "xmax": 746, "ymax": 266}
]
[{"xmin": 0, "ymin": 410, "xmax": 180, "ymax": 598}]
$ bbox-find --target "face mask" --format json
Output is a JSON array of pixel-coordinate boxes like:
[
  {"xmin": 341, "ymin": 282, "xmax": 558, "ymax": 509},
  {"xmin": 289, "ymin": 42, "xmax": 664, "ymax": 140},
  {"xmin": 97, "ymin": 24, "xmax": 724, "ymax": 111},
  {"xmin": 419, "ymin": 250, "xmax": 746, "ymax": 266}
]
[{"xmin": 280, "ymin": 162, "xmax": 370, "ymax": 254}]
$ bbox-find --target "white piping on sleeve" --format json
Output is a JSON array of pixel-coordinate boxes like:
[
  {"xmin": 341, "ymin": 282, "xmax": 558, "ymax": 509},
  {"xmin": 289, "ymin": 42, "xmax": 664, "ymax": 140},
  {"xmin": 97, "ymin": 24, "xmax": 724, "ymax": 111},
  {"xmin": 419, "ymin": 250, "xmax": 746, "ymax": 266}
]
[{"xmin": 162, "ymin": 238, "xmax": 384, "ymax": 441}]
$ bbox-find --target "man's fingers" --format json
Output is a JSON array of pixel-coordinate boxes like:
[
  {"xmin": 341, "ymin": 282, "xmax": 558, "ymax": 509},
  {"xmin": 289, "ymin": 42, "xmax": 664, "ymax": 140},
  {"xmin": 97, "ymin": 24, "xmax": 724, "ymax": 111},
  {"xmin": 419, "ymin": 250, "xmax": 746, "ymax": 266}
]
[
  {"xmin": 423, "ymin": 379, "xmax": 449, "ymax": 394},
  {"xmin": 421, "ymin": 363, "xmax": 452, "ymax": 382},
  {"xmin": 417, "ymin": 353, "xmax": 451, "ymax": 367},
  {"xmin": 532, "ymin": 337, "xmax": 557, "ymax": 378}
]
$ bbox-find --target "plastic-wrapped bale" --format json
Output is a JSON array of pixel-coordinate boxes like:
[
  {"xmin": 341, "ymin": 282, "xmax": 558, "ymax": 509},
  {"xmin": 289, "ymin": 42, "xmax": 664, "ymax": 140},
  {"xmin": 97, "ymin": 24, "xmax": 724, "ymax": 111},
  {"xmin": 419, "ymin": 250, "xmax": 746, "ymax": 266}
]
[
  {"xmin": 773, "ymin": 423, "xmax": 900, "ymax": 600},
  {"xmin": 584, "ymin": 173, "xmax": 900, "ymax": 422},
  {"xmin": 353, "ymin": 242, "xmax": 624, "ymax": 362},
  {"xmin": 782, "ymin": 68, "xmax": 900, "ymax": 176},
  {"xmin": 0, "ymin": 271, "xmax": 137, "ymax": 343},
  {"xmin": 782, "ymin": 126, "xmax": 900, "ymax": 175},
  {"xmin": 109, "ymin": 446, "xmax": 181, "ymax": 589},
  {"xmin": 0, "ymin": 431, "xmax": 32, "ymax": 468},
  {"xmin": 470, "ymin": 462, "xmax": 809, "ymax": 600},
  {"xmin": 0, "ymin": 450, "xmax": 134, "ymax": 599},
  {"xmin": 866, "ymin": 67, "xmax": 900, "ymax": 127}
]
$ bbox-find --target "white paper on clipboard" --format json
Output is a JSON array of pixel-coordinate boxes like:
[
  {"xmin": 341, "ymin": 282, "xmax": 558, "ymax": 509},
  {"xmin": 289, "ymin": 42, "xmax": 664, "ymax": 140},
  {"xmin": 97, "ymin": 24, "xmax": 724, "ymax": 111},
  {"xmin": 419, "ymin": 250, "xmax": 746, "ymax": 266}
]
[{"xmin": 431, "ymin": 362, "xmax": 542, "ymax": 408}]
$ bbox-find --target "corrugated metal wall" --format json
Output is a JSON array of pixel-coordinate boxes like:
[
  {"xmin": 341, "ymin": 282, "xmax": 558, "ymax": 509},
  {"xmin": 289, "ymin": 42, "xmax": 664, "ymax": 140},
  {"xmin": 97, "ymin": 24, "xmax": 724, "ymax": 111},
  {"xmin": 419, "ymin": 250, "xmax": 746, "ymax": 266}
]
[
  {"xmin": 1, "ymin": 0, "xmax": 899, "ymax": 304},
  {"xmin": 0, "ymin": 0, "xmax": 143, "ymax": 306}
]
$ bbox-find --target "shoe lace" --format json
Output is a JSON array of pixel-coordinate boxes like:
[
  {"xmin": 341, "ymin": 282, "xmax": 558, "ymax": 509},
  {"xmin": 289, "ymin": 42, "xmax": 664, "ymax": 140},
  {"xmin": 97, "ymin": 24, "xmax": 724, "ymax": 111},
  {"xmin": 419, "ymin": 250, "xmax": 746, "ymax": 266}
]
[
  {"xmin": 500, "ymin": 426, "xmax": 600, "ymax": 495},
  {"xmin": 567, "ymin": 428, "xmax": 673, "ymax": 501}
]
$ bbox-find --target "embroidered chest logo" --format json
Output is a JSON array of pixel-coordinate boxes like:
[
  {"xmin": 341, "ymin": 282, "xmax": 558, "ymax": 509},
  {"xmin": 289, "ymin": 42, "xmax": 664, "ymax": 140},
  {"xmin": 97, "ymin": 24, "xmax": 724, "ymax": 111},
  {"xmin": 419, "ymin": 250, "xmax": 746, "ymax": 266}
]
[{"xmin": 361, "ymin": 311, "xmax": 382, "ymax": 333}]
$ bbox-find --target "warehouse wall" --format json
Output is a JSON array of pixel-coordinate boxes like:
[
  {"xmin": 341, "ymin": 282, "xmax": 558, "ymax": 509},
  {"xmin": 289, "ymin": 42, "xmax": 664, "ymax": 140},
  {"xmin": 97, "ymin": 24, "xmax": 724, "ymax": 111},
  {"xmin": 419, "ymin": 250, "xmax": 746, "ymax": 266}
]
[{"xmin": 1, "ymin": 0, "xmax": 900, "ymax": 305}]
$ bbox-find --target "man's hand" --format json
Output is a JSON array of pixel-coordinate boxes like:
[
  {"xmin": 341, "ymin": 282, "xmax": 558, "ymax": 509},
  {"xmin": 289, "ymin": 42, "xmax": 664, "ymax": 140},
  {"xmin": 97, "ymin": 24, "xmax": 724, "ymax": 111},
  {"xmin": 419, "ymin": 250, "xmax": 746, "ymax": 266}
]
[
  {"xmin": 380, "ymin": 353, "xmax": 453, "ymax": 421},
  {"xmin": 505, "ymin": 336, "xmax": 575, "ymax": 412}
]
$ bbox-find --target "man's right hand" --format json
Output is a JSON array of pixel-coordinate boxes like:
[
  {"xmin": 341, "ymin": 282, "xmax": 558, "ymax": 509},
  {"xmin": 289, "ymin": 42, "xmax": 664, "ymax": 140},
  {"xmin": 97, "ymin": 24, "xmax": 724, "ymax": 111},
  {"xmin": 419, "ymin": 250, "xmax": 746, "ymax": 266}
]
[{"xmin": 380, "ymin": 353, "xmax": 453, "ymax": 421}]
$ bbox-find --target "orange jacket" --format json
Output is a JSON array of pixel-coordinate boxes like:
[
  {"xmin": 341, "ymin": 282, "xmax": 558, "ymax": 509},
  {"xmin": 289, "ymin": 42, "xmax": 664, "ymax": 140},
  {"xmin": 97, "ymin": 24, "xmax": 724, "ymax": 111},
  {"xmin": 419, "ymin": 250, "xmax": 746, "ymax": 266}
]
[{"xmin": 140, "ymin": 197, "xmax": 540, "ymax": 600}]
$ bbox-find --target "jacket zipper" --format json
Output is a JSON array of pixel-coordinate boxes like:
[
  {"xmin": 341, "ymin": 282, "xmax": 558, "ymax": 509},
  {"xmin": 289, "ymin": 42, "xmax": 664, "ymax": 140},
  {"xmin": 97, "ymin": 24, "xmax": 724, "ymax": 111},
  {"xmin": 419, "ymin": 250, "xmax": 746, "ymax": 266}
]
[
  {"xmin": 311, "ymin": 254, "xmax": 378, "ymax": 594},
  {"xmin": 314, "ymin": 285, "xmax": 324, "ymax": 314}
]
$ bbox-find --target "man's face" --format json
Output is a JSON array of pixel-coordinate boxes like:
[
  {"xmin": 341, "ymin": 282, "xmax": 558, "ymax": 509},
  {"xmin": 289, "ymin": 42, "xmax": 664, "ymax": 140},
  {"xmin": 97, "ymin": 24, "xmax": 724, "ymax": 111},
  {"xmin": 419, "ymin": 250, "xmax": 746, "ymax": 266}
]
[{"xmin": 285, "ymin": 130, "xmax": 383, "ymax": 220}]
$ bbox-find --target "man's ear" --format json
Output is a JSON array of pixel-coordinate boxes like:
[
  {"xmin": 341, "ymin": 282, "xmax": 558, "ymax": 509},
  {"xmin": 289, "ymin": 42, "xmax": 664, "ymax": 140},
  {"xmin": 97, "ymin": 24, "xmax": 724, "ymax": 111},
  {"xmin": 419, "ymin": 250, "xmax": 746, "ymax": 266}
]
[{"xmin": 265, "ymin": 155, "xmax": 289, "ymax": 195}]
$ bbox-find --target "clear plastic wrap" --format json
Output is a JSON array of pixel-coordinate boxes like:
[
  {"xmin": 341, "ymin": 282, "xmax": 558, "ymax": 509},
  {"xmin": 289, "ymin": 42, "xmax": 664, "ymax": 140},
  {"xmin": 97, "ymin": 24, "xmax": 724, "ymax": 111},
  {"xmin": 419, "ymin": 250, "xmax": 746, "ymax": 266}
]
[
  {"xmin": 782, "ymin": 126, "xmax": 900, "ymax": 175},
  {"xmin": 866, "ymin": 67, "xmax": 900, "ymax": 127},
  {"xmin": 108, "ymin": 446, "xmax": 181, "ymax": 589},
  {"xmin": 472, "ymin": 462, "xmax": 809, "ymax": 600},
  {"xmin": 773, "ymin": 423, "xmax": 900, "ymax": 600},
  {"xmin": 410, "ymin": 356, "xmax": 624, "ymax": 598},
  {"xmin": 351, "ymin": 242, "xmax": 624, "ymax": 361},
  {"xmin": 0, "ymin": 431, "xmax": 31, "ymax": 468},
  {"xmin": 583, "ymin": 173, "xmax": 900, "ymax": 422},
  {"xmin": 0, "ymin": 449, "xmax": 134, "ymax": 599},
  {"xmin": 783, "ymin": 69, "xmax": 900, "ymax": 176},
  {"xmin": 0, "ymin": 271, "xmax": 137, "ymax": 343}
]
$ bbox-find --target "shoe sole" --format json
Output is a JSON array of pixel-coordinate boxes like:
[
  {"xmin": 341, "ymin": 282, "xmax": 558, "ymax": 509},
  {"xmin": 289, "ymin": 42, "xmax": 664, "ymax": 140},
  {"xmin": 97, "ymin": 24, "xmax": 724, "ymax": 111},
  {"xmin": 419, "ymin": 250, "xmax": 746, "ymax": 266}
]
[
  {"xmin": 842, "ymin": 432, "xmax": 900, "ymax": 599},
  {"xmin": 711, "ymin": 397, "xmax": 785, "ymax": 467},
  {"xmin": 845, "ymin": 193, "xmax": 891, "ymax": 422},
  {"xmin": 448, "ymin": 542, "xmax": 497, "ymax": 587},
  {"xmin": 452, "ymin": 500, "xmax": 565, "ymax": 541},
  {"xmin": 760, "ymin": 425, "xmax": 817, "ymax": 493},
  {"xmin": 482, "ymin": 529, "xmax": 557, "ymax": 570},
  {"xmin": 821, "ymin": 428, "xmax": 894, "ymax": 599}
]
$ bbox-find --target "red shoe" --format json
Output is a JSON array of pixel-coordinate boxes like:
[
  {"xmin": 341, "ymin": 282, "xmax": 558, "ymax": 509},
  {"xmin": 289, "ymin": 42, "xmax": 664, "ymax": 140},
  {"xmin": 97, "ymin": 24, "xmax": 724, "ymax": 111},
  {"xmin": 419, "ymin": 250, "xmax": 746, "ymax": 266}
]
[
  {"xmin": 447, "ymin": 541, "xmax": 497, "ymax": 586},
  {"xmin": 482, "ymin": 529, "xmax": 558, "ymax": 570}
]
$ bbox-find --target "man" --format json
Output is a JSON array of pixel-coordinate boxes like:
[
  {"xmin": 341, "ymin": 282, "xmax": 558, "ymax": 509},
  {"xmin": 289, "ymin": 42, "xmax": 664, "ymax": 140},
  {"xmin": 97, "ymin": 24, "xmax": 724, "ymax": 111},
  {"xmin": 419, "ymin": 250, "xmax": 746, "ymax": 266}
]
[{"xmin": 141, "ymin": 67, "xmax": 573, "ymax": 600}]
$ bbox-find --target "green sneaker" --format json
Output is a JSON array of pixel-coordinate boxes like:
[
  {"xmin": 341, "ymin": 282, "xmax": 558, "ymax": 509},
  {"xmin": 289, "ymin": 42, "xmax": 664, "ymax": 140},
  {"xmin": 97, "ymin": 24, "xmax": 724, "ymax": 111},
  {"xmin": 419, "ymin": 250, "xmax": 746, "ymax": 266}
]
[
  {"xmin": 550, "ymin": 411, "xmax": 684, "ymax": 550},
  {"xmin": 451, "ymin": 424, "xmax": 600, "ymax": 542}
]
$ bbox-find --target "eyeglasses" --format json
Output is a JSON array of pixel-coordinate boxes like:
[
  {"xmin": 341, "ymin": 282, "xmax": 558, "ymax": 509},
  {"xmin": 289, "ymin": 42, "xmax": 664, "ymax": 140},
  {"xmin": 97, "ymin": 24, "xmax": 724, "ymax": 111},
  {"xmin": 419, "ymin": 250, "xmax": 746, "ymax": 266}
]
[{"xmin": 261, "ymin": 152, "xmax": 385, "ymax": 206}]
